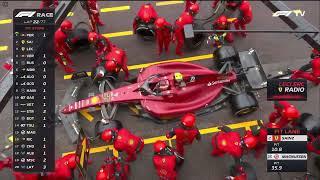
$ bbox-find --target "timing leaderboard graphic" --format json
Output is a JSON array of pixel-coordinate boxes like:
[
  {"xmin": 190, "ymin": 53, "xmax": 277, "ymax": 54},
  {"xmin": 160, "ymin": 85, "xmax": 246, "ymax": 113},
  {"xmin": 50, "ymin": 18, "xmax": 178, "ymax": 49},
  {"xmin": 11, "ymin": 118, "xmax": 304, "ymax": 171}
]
[
  {"xmin": 13, "ymin": 9, "xmax": 55, "ymax": 172},
  {"xmin": 267, "ymin": 128, "xmax": 308, "ymax": 172}
]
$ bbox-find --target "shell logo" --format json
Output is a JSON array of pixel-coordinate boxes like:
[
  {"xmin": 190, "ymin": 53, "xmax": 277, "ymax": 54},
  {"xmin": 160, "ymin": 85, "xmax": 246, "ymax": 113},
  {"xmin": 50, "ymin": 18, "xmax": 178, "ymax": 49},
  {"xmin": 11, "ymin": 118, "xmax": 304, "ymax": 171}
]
[{"xmin": 90, "ymin": 96, "xmax": 100, "ymax": 104}]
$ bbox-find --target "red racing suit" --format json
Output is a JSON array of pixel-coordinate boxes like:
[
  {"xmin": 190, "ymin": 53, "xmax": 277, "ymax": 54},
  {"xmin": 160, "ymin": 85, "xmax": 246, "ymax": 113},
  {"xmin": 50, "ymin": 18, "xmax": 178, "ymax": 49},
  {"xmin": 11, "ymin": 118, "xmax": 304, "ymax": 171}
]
[
  {"xmin": 268, "ymin": 101, "xmax": 300, "ymax": 128},
  {"xmin": 211, "ymin": 131, "xmax": 243, "ymax": 159},
  {"xmin": 307, "ymin": 134, "xmax": 320, "ymax": 155},
  {"xmin": 94, "ymin": 34, "xmax": 113, "ymax": 63},
  {"xmin": 173, "ymin": 12, "xmax": 194, "ymax": 56},
  {"xmin": 291, "ymin": 57, "xmax": 320, "ymax": 85},
  {"xmin": 45, "ymin": 154, "xmax": 77, "ymax": 180},
  {"xmin": 96, "ymin": 157, "xmax": 130, "ymax": 180},
  {"xmin": 153, "ymin": 149, "xmax": 178, "ymax": 180},
  {"xmin": 234, "ymin": 1, "xmax": 253, "ymax": 37},
  {"xmin": 54, "ymin": 28, "xmax": 75, "ymax": 73},
  {"xmin": 156, "ymin": 22, "xmax": 173, "ymax": 55},
  {"xmin": 213, "ymin": 16, "xmax": 235, "ymax": 43},
  {"xmin": 133, "ymin": 4, "xmax": 158, "ymax": 33},
  {"xmin": 101, "ymin": 45, "xmax": 129, "ymax": 80},
  {"xmin": 40, "ymin": 0, "xmax": 58, "ymax": 9},
  {"xmin": 166, "ymin": 124, "xmax": 201, "ymax": 156},
  {"xmin": 243, "ymin": 127, "xmax": 268, "ymax": 158},
  {"xmin": 111, "ymin": 128, "xmax": 144, "ymax": 162},
  {"xmin": 87, "ymin": 0, "xmax": 104, "ymax": 28}
]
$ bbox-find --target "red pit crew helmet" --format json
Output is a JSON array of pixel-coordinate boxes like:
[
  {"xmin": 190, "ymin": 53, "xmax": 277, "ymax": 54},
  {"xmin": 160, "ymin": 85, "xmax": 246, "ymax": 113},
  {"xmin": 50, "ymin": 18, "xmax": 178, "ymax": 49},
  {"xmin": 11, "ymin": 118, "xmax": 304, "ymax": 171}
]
[
  {"xmin": 216, "ymin": 15, "xmax": 227, "ymax": 28},
  {"xmin": 181, "ymin": 113, "xmax": 196, "ymax": 127},
  {"xmin": 242, "ymin": 134, "xmax": 258, "ymax": 149},
  {"xmin": 101, "ymin": 129, "xmax": 116, "ymax": 142},
  {"xmin": 88, "ymin": 32, "xmax": 99, "ymax": 42},
  {"xmin": 189, "ymin": 3, "xmax": 200, "ymax": 15},
  {"xmin": 155, "ymin": 17, "xmax": 166, "ymax": 29},
  {"xmin": 283, "ymin": 106, "xmax": 300, "ymax": 120},
  {"xmin": 61, "ymin": 20, "xmax": 73, "ymax": 31},
  {"xmin": 105, "ymin": 60, "xmax": 117, "ymax": 72},
  {"xmin": 154, "ymin": 140, "xmax": 167, "ymax": 153}
]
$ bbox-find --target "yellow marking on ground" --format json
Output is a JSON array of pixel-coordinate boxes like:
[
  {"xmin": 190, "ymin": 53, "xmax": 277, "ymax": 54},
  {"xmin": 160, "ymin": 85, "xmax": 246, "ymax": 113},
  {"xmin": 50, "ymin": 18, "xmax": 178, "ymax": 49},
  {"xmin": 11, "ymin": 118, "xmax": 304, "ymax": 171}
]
[
  {"xmin": 100, "ymin": 5, "xmax": 130, "ymax": 13},
  {"xmin": 102, "ymin": 31, "xmax": 133, "ymax": 38},
  {"xmin": 8, "ymin": 135, "xmax": 13, "ymax": 143},
  {"xmin": 62, "ymin": 120, "xmax": 259, "ymax": 156},
  {"xmin": 79, "ymin": 110, "xmax": 94, "ymax": 122},
  {"xmin": 0, "ymin": 46, "xmax": 8, "ymax": 51},
  {"xmin": 129, "ymin": 106, "xmax": 139, "ymax": 115},
  {"xmin": 156, "ymin": 1, "xmax": 184, "ymax": 6},
  {"xmin": 64, "ymin": 54, "xmax": 213, "ymax": 80},
  {"xmin": 244, "ymin": 126, "xmax": 251, "ymax": 131},
  {"xmin": 67, "ymin": 12, "xmax": 74, "ymax": 17},
  {"xmin": 64, "ymin": 72, "xmax": 92, "ymax": 80},
  {"xmin": 0, "ymin": 19, "xmax": 12, "ymax": 25}
]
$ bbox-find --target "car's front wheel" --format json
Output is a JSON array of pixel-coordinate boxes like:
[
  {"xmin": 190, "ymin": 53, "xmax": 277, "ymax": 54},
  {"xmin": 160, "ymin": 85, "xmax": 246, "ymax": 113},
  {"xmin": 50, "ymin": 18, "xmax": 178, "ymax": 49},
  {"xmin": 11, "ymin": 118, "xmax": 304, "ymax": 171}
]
[{"xmin": 230, "ymin": 92, "xmax": 258, "ymax": 116}]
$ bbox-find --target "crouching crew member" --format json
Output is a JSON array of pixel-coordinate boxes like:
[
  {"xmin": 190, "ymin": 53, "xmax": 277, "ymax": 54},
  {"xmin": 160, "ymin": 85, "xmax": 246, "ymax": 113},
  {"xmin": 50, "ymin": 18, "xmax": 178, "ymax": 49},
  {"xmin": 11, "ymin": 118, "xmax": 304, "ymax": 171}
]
[{"xmin": 166, "ymin": 113, "xmax": 201, "ymax": 156}]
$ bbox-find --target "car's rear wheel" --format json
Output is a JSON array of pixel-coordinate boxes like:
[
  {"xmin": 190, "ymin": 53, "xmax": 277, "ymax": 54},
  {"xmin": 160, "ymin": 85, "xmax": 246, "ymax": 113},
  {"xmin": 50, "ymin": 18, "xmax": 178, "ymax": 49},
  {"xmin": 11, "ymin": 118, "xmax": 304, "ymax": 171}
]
[
  {"xmin": 67, "ymin": 23, "xmax": 90, "ymax": 52},
  {"xmin": 230, "ymin": 92, "xmax": 258, "ymax": 116},
  {"xmin": 214, "ymin": 45, "xmax": 239, "ymax": 69},
  {"xmin": 185, "ymin": 22, "xmax": 205, "ymax": 49}
]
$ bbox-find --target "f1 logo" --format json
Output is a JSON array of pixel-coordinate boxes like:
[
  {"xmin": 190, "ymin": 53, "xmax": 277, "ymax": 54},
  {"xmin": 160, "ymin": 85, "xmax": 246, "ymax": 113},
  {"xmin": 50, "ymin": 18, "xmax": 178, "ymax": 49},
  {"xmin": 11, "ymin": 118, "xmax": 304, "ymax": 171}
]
[
  {"xmin": 15, "ymin": 11, "xmax": 36, "ymax": 18},
  {"xmin": 272, "ymin": 10, "xmax": 305, "ymax": 17}
]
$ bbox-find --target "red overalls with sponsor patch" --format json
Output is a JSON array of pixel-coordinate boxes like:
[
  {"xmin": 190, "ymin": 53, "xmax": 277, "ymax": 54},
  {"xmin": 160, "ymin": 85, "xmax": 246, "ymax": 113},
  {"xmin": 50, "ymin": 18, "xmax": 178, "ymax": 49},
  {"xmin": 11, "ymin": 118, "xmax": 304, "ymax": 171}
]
[
  {"xmin": 153, "ymin": 154, "xmax": 177, "ymax": 180},
  {"xmin": 113, "ymin": 129, "xmax": 144, "ymax": 162}
]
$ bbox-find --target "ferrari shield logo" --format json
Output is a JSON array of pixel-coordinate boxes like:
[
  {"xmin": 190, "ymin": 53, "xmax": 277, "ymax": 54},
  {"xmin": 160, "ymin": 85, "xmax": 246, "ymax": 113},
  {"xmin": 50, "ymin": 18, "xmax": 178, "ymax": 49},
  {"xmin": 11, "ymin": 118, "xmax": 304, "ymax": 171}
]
[
  {"xmin": 272, "ymin": 135, "xmax": 281, "ymax": 142},
  {"xmin": 129, "ymin": 139, "xmax": 134, "ymax": 145},
  {"xmin": 278, "ymin": 87, "xmax": 283, "ymax": 93}
]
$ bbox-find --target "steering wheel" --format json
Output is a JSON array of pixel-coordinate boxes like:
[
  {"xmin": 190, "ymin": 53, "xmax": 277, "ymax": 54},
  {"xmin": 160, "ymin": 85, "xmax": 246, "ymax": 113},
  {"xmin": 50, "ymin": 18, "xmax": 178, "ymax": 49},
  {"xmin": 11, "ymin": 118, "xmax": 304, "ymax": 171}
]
[{"xmin": 140, "ymin": 74, "xmax": 162, "ymax": 96}]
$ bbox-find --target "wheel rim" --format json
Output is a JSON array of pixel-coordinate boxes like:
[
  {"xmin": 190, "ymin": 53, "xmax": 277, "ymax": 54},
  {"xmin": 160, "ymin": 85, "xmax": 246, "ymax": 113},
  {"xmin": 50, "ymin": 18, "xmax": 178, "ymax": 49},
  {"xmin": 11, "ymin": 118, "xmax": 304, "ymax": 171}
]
[{"xmin": 236, "ymin": 107, "xmax": 257, "ymax": 116}]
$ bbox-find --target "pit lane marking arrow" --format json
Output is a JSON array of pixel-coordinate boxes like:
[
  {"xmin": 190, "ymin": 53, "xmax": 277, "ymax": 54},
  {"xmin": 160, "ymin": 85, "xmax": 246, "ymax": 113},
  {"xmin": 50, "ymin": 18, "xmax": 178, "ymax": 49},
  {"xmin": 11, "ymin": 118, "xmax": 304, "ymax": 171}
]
[
  {"xmin": 156, "ymin": 1, "xmax": 184, "ymax": 6},
  {"xmin": 62, "ymin": 120, "xmax": 261, "ymax": 156},
  {"xmin": 64, "ymin": 54, "xmax": 214, "ymax": 80},
  {"xmin": 100, "ymin": 5, "xmax": 131, "ymax": 13}
]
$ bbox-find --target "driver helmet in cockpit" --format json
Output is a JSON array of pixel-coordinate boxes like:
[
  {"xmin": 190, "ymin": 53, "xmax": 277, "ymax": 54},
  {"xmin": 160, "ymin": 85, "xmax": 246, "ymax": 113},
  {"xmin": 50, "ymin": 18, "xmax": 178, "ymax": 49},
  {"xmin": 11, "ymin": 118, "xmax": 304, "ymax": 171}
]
[
  {"xmin": 174, "ymin": 72, "xmax": 183, "ymax": 82},
  {"xmin": 174, "ymin": 72, "xmax": 186, "ymax": 87},
  {"xmin": 158, "ymin": 79, "xmax": 170, "ymax": 91}
]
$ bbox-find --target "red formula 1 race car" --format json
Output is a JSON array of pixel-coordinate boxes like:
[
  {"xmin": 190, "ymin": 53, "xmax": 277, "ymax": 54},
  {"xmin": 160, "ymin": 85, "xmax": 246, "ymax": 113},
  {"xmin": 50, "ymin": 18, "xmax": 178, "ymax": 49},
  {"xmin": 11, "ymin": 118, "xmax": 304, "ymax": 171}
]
[{"xmin": 61, "ymin": 46, "xmax": 267, "ymax": 126}]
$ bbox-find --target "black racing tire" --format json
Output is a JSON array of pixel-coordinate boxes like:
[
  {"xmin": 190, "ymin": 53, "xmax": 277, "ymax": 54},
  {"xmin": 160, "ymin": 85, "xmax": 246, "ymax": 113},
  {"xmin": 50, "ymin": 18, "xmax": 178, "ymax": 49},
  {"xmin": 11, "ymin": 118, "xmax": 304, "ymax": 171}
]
[
  {"xmin": 297, "ymin": 113, "xmax": 320, "ymax": 137},
  {"xmin": 136, "ymin": 23, "xmax": 156, "ymax": 41},
  {"xmin": 230, "ymin": 162, "xmax": 257, "ymax": 180},
  {"xmin": 230, "ymin": 92, "xmax": 258, "ymax": 116},
  {"xmin": 185, "ymin": 22, "xmax": 205, "ymax": 50},
  {"xmin": 95, "ymin": 120, "xmax": 123, "ymax": 136},
  {"xmin": 68, "ymin": 28, "xmax": 90, "ymax": 52},
  {"xmin": 214, "ymin": 45, "xmax": 239, "ymax": 69}
]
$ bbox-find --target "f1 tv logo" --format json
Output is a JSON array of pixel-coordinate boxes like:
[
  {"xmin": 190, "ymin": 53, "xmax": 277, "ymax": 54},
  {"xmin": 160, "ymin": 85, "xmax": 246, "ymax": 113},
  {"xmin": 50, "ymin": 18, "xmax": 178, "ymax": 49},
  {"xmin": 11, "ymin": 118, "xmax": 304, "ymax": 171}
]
[
  {"xmin": 15, "ymin": 11, "xmax": 36, "ymax": 18},
  {"xmin": 272, "ymin": 9, "xmax": 305, "ymax": 17}
]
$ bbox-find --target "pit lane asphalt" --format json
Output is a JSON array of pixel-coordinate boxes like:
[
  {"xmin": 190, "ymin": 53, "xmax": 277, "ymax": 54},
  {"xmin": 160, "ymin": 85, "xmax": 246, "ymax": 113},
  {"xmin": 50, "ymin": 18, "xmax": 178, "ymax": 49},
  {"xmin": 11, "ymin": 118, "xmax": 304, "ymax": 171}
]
[{"xmin": 0, "ymin": 1, "xmax": 319, "ymax": 179}]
